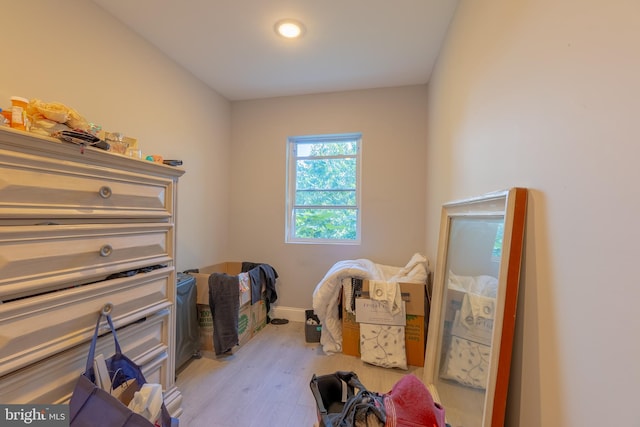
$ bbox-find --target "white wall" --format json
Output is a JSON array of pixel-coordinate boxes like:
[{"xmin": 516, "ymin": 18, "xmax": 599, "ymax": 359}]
[
  {"xmin": 229, "ymin": 86, "xmax": 429, "ymax": 309},
  {"xmin": 427, "ymin": 0, "xmax": 640, "ymax": 425},
  {"xmin": 1, "ymin": 2, "xmax": 428, "ymax": 313},
  {"xmin": 0, "ymin": 0, "xmax": 231, "ymax": 271},
  {"xmin": 7, "ymin": 2, "xmax": 634, "ymax": 424}
]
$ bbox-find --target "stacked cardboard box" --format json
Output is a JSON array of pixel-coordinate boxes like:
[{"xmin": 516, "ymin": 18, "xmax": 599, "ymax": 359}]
[
  {"xmin": 192, "ymin": 262, "xmax": 267, "ymax": 352},
  {"xmin": 342, "ymin": 279, "xmax": 429, "ymax": 367}
]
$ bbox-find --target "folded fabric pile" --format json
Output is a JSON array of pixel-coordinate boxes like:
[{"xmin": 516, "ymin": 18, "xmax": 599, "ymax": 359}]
[
  {"xmin": 359, "ymin": 280, "xmax": 407, "ymax": 369},
  {"xmin": 207, "ymin": 262, "xmax": 278, "ymax": 355},
  {"xmin": 312, "ymin": 253, "xmax": 428, "ymax": 354}
]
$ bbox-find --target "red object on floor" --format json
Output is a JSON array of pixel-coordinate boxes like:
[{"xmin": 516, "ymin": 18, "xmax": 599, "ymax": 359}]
[{"xmin": 383, "ymin": 375, "xmax": 446, "ymax": 427}]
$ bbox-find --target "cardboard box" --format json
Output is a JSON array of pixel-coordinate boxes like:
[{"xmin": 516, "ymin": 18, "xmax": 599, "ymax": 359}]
[
  {"xmin": 251, "ymin": 299, "xmax": 268, "ymax": 335},
  {"xmin": 192, "ymin": 262, "xmax": 267, "ymax": 352},
  {"xmin": 197, "ymin": 299, "xmax": 267, "ymax": 352},
  {"xmin": 197, "ymin": 303, "xmax": 214, "ymax": 352},
  {"xmin": 342, "ymin": 279, "xmax": 429, "ymax": 367},
  {"xmin": 355, "ymin": 299, "xmax": 406, "ymax": 325},
  {"xmin": 237, "ymin": 304, "xmax": 252, "ymax": 346},
  {"xmin": 342, "ymin": 309, "xmax": 361, "ymax": 357},
  {"xmin": 192, "ymin": 262, "xmax": 246, "ymax": 305}
]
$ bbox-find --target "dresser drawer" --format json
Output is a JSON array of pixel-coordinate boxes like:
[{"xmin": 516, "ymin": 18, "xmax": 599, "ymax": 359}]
[
  {"xmin": 0, "ymin": 129, "xmax": 182, "ymax": 414},
  {"xmin": 0, "ymin": 310, "xmax": 170, "ymax": 404},
  {"xmin": 0, "ymin": 267, "xmax": 173, "ymax": 377},
  {"xmin": 0, "ymin": 148, "xmax": 173, "ymax": 220},
  {"xmin": 0, "ymin": 223, "xmax": 172, "ymax": 300}
]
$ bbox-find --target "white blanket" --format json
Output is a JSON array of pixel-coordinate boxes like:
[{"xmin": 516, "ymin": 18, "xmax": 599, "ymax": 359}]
[{"xmin": 312, "ymin": 253, "xmax": 428, "ymax": 354}]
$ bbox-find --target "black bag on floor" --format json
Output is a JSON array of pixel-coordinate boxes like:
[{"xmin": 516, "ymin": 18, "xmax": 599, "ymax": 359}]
[{"xmin": 309, "ymin": 371, "xmax": 385, "ymax": 427}]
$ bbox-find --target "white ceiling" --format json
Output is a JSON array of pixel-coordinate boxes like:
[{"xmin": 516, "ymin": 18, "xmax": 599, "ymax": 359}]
[{"xmin": 91, "ymin": 0, "xmax": 459, "ymax": 101}]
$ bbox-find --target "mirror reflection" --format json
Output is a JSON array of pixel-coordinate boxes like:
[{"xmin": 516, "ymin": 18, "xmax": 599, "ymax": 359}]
[
  {"xmin": 425, "ymin": 188, "xmax": 527, "ymax": 427},
  {"xmin": 435, "ymin": 217, "xmax": 503, "ymax": 426}
]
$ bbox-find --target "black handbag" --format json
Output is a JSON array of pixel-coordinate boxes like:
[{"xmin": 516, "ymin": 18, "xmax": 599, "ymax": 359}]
[
  {"xmin": 69, "ymin": 307, "xmax": 178, "ymax": 427},
  {"xmin": 311, "ymin": 371, "xmax": 449, "ymax": 427},
  {"xmin": 309, "ymin": 371, "xmax": 385, "ymax": 427}
]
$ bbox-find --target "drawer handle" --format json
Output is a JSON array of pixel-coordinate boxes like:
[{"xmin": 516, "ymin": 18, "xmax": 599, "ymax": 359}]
[
  {"xmin": 101, "ymin": 303, "xmax": 114, "ymax": 315},
  {"xmin": 99, "ymin": 244, "xmax": 113, "ymax": 257},
  {"xmin": 99, "ymin": 186, "xmax": 112, "ymax": 199}
]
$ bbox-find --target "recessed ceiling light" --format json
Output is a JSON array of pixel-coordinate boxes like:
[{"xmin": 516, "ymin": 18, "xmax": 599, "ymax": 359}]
[{"xmin": 274, "ymin": 19, "xmax": 305, "ymax": 39}]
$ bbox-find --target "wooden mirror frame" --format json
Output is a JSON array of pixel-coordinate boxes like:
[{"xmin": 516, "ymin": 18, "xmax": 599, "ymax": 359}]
[{"xmin": 424, "ymin": 188, "xmax": 527, "ymax": 427}]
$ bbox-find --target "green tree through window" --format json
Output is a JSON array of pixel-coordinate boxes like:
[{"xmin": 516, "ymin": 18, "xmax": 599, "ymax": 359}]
[{"xmin": 286, "ymin": 133, "xmax": 361, "ymax": 243}]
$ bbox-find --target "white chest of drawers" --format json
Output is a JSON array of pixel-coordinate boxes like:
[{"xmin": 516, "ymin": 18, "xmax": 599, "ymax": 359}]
[{"xmin": 0, "ymin": 127, "xmax": 185, "ymax": 416}]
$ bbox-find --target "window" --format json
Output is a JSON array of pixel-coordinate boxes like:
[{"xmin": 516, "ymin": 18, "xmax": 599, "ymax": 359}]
[
  {"xmin": 491, "ymin": 222, "xmax": 505, "ymax": 262},
  {"xmin": 286, "ymin": 133, "xmax": 362, "ymax": 244}
]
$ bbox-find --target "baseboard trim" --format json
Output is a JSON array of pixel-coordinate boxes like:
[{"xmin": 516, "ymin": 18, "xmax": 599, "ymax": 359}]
[{"xmin": 271, "ymin": 306, "xmax": 306, "ymax": 323}]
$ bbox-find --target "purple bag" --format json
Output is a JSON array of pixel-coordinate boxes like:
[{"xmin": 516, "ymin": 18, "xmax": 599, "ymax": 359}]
[{"xmin": 69, "ymin": 309, "xmax": 178, "ymax": 427}]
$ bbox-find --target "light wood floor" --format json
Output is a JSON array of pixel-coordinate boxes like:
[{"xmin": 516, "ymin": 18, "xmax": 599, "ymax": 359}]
[{"xmin": 175, "ymin": 321, "xmax": 423, "ymax": 427}]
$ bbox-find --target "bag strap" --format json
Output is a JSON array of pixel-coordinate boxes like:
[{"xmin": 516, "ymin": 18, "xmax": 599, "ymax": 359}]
[
  {"xmin": 333, "ymin": 388, "xmax": 386, "ymax": 427},
  {"xmin": 329, "ymin": 371, "xmax": 364, "ymax": 396},
  {"xmin": 84, "ymin": 305, "xmax": 123, "ymax": 374},
  {"xmin": 310, "ymin": 374, "xmax": 331, "ymax": 427},
  {"xmin": 340, "ymin": 372, "xmax": 367, "ymax": 394},
  {"xmin": 310, "ymin": 371, "xmax": 365, "ymax": 427},
  {"xmin": 326, "ymin": 372, "xmax": 386, "ymax": 427}
]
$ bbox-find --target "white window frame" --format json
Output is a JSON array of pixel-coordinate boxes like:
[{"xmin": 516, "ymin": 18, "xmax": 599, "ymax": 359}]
[{"xmin": 285, "ymin": 133, "xmax": 362, "ymax": 244}]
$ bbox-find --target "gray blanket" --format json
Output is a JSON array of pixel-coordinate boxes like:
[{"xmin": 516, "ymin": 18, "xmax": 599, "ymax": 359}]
[{"xmin": 208, "ymin": 272, "xmax": 240, "ymax": 355}]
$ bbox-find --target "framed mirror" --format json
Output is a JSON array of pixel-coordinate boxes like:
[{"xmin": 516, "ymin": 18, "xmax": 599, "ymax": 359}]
[{"xmin": 424, "ymin": 188, "xmax": 527, "ymax": 427}]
